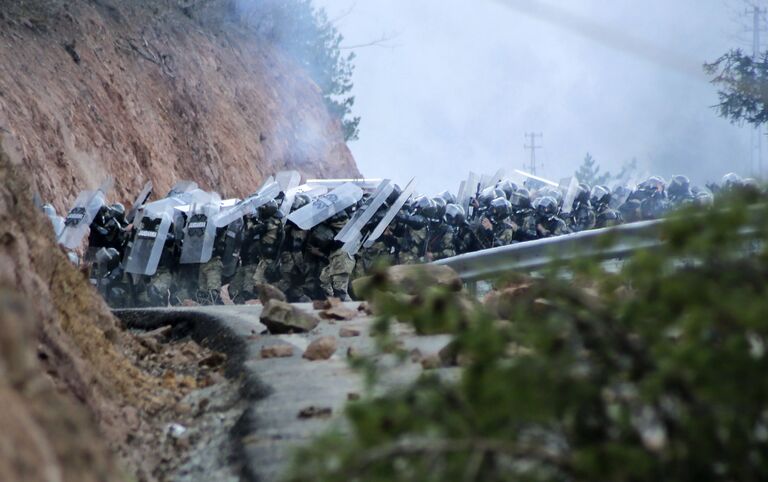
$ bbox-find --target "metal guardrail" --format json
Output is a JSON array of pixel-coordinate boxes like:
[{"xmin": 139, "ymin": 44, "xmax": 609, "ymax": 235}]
[{"xmin": 433, "ymin": 219, "xmax": 665, "ymax": 282}]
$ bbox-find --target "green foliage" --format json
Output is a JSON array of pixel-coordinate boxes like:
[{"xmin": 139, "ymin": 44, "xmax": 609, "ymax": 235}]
[
  {"xmin": 239, "ymin": 0, "xmax": 360, "ymax": 140},
  {"xmin": 705, "ymin": 49, "xmax": 768, "ymax": 126},
  {"xmin": 575, "ymin": 152, "xmax": 611, "ymax": 186},
  {"xmin": 283, "ymin": 192, "xmax": 768, "ymax": 482}
]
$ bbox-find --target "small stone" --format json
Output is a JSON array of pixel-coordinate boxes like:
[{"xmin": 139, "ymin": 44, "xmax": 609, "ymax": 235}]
[
  {"xmin": 347, "ymin": 392, "xmax": 360, "ymax": 401},
  {"xmin": 347, "ymin": 346, "xmax": 360, "ymax": 359},
  {"xmin": 298, "ymin": 406, "xmax": 333, "ymax": 419},
  {"xmin": 421, "ymin": 354, "xmax": 441, "ymax": 370},
  {"xmin": 320, "ymin": 304, "xmax": 358, "ymax": 320},
  {"xmin": 260, "ymin": 300, "xmax": 320, "ymax": 334},
  {"xmin": 260, "ymin": 344, "xmax": 294, "ymax": 359},
  {"xmin": 339, "ymin": 327, "xmax": 360, "ymax": 338},
  {"xmin": 303, "ymin": 336, "xmax": 338, "ymax": 361}
]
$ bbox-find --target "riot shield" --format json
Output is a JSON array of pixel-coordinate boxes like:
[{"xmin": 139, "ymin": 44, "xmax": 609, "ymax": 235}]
[
  {"xmin": 222, "ymin": 218, "xmax": 244, "ymax": 278},
  {"xmin": 462, "ymin": 172, "xmax": 480, "ymax": 214},
  {"xmin": 295, "ymin": 185, "xmax": 329, "ymax": 198},
  {"xmin": 276, "ymin": 171, "xmax": 303, "ymax": 220},
  {"xmin": 57, "ymin": 179, "xmax": 112, "ymax": 250},
  {"xmin": 341, "ymin": 230, "xmax": 364, "ymax": 256},
  {"xmin": 287, "ymin": 183, "xmax": 364, "ymax": 230},
  {"xmin": 336, "ymin": 180, "xmax": 393, "ymax": 243},
  {"xmin": 126, "ymin": 181, "xmax": 153, "ymax": 224},
  {"xmin": 180, "ymin": 202, "xmax": 220, "ymax": 264},
  {"xmin": 167, "ymin": 180, "xmax": 198, "ymax": 197},
  {"xmin": 363, "ymin": 178, "xmax": 416, "ymax": 248},
  {"xmin": 212, "ymin": 181, "xmax": 281, "ymax": 228},
  {"xmin": 124, "ymin": 205, "xmax": 173, "ymax": 276},
  {"xmin": 305, "ymin": 179, "xmax": 384, "ymax": 191},
  {"xmin": 560, "ymin": 177, "xmax": 580, "ymax": 215},
  {"xmin": 276, "ymin": 170, "xmax": 301, "ymax": 192},
  {"xmin": 514, "ymin": 169, "xmax": 559, "ymax": 189}
]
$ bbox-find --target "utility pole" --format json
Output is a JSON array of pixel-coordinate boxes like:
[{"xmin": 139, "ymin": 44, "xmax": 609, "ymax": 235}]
[
  {"xmin": 524, "ymin": 132, "xmax": 543, "ymax": 175},
  {"xmin": 747, "ymin": 3, "xmax": 767, "ymax": 178}
]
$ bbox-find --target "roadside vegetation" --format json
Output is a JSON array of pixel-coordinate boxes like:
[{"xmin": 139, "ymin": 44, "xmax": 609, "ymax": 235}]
[{"xmin": 284, "ymin": 189, "xmax": 768, "ymax": 481}]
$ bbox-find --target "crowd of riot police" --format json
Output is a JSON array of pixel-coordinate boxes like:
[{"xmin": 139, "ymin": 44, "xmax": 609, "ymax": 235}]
[{"xmin": 43, "ymin": 171, "xmax": 757, "ymax": 308}]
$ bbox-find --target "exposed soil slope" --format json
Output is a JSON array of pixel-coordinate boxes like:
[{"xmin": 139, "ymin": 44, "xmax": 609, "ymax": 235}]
[{"xmin": 0, "ymin": 0, "xmax": 360, "ymax": 212}]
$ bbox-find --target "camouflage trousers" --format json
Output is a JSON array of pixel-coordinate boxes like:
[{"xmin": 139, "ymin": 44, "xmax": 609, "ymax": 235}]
[
  {"xmin": 198, "ymin": 256, "xmax": 223, "ymax": 292},
  {"xmin": 319, "ymin": 249, "xmax": 356, "ymax": 300},
  {"xmin": 229, "ymin": 263, "xmax": 258, "ymax": 303},
  {"xmin": 137, "ymin": 267, "xmax": 172, "ymax": 307},
  {"xmin": 173, "ymin": 264, "xmax": 200, "ymax": 303}
]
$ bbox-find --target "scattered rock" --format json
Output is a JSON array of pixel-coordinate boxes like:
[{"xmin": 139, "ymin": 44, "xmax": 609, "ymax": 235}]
[
  {"xmin": 260, "ymin": 300, "xmax": 319, "ymax": 334},
  {"xmin": 347, "ymin": 392, "xmax": 360, "ymax": 401},
  {"xmin": 303, "ymin": 336, "xmax": 337, "ymax": 361},
  {"xmin": 421, "ymin": 354, "xmax": 441, "ymax": 370},
  {"xmin": 297, "ymin": 406, "xmax": 333, "ymax": 419},
  {"xmin": 357, "ymin": 302, "xmax": 373, "ymax": 315},
  {"xmin": 260, "ymin": 344, "xmax": 294, "ymax": 359},
  {"xmin": 347, "ymin": 346, "xmax": 360, "ymax": 359},
  {"xmin": 320, "ymin": 304, "xmax": 358, "ymax": 320},
  {"xmin": 483, "ymin": 282, "xmax": 533, "ymax": 319},
  {"xmin": 339, "ymin": 327, "xmax": 360, "ymax": 338},
  {"xmin": 256, "ymin": 282, "xmax": 287, "ymax": 305}
]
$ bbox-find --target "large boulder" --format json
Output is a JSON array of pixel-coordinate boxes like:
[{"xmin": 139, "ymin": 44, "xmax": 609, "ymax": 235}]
[{"xmin": 260, "ymin": 300, "xmax": 320, "ymax": 334}]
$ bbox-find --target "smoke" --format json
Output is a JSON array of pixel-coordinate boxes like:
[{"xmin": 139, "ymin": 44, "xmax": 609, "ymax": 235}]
[{"xmin": 315, "ymin": 0, "xmax": 754, "ymax": 193}]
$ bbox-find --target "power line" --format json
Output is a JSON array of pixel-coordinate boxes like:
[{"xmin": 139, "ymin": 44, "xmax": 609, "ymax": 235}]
[
  {"xmin": 744, "ymin": 1, "xmax": 768, "ymax": 177},
  {"xmin": 524, "ymin": 132, "xmax": 543, "ymax": 175}
]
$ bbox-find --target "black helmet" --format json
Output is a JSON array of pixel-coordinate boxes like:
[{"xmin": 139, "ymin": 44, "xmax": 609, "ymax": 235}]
[
  {"xmin": 535, "ymin": 196, "xmax": 558, "ymax": 218},
  {"xmin": 496, "ymin": 180, "xmax": 518, "ymax": 200},
  {"xmin": 292, "ymin": 193, "xmax": 311, "ymax": 211},
  {"xmin": 476, "ymin": 187, "xmax": 497, "ymax": 207},
  {"xmin": 597, "ymin": 209, "xmax": 621, "ymax": 227},
  {"xmin": 444, "ymin": 204, "xmax": 466, "ymax": 226},
  {"xmin": 639, "ymin": 176, "xmax": 666, "ymax": 194},
  {"xmin": 721, "ymin": 172, "xmax": 743, "ymax": 190},
  {"xmin": 489, "ymin": 197, "xmax": 511, "ymax": 221},
  {"xmin": 109, "ymin": 203, "xmax": 126, "ymax": 224},
  {"xmin": 510, "ymin": 188, "xmax": 532, "ymax": 209},
  {"xmin": 386, "ymin": 184, "xmax": 403, "ymax": 206},
  {"xmin": 590, "ymin": 185, "xmax": 611, "ymax": 208},
  {"xmin": 259, "ymin": 199, "xmax": 279, "ymax": 218},
  {"xmin": 432, "ymin": 197, "xmax": 447, "ymax": 218},
  {"xmin": 574, "ymin": 183, "xmax": 591, "ymax": 206},
  {"xmin": 437, "ymin": 190, "xmax": 457, "ymax": 205},
  {"xmin": 412, "ymin": 195, "xmax": 433, "ymax": 214},
  {"xmin": 668, "ymin": 175, "xmax": 691, "ymax": 197}
]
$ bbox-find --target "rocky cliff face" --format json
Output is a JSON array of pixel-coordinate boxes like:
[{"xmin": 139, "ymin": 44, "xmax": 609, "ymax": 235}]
[{"xmin": 0, "ymin": 0, "xmax": 360, "ymax": 213}]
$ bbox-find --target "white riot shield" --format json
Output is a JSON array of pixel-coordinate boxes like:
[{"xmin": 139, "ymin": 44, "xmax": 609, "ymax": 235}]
[
  {"xmin": 167, "ymin": 180, "xmax": 198, "ymax": 197},
  {"xmin": 287, "ymin": 183, "xmax": 364, "ymax": 230},
  {"xmin": 363, "ymin": 178, "xmax": 416, "ymax": 248},
  {"xmin": 514, "ymin": 169, "xmax": 559, "ymax": 188},
  {"xmin": 213, "ymin": 182, "xmax": 281, "ymax": 228},
  {"xmin": 124, "ymin": 207, "xmax": 173, "ymax": 276},
  {"xmin": 457, "ymin": 180, "xmax": 467, "ymax": 206},
  {"xmin": 276, "ymin": 170, "xmax": 301, "ymax": 192},
  {"xmin": 277, "ymin": 171, "xmax": 303, "ymax": 221},
  {"xmin": 560, "ymin": 177, "xmax": 580, "ymax": 215},
  {"xmin": 180, "ymin": 203, "xmax": 220, "ymax": 264},
  {"xmin": 336, "ymin": 180, "xmax": 393, "ymax": 243},
  {"xmin": 342, "ymin": 230, "xmax": 365, "ymax": 256},
  {"xmin": 58, "ymin": 180, "xmax": 111, "ymax": 250},
  {"xmin": 126, "ymin": 181, "xmax": 153, "ymax": 224},
  {"xmin": 305, "ymin": 179, "xmax": 384, "ymax": 191},
  {"xmin": 50, "ymin": 215, "xmax": 65, "ymax": 239},
  {"xmin": 295, "ymin": 185, "xmax": 329, "ymax": 198}
]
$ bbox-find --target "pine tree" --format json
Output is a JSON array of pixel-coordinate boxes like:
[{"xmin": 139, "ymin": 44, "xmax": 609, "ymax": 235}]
[{"xmin": 575, "ymin": 152, "xmax": 611, "ymax": 187}]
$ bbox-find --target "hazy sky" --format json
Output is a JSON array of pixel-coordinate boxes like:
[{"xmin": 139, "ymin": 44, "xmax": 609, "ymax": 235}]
[{"xmin": 313, "ymin": 0, "xmax": 762, "ymax": 194}]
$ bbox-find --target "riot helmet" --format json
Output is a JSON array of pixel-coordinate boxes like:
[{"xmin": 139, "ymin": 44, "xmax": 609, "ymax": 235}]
[
  {"xmin": 258, "ymin": 199, "xmax": 279, "ymax": 219},
  {"xmin": 668, "ymin": 175, "xmax": 691, "ymax": 199},
  {"xmin": 721, "ymin": 172, "xmax": 743, "ymax": 190},
  {"xmin": 110, "ymin": 203, "xmax": 126, "ymax": 224},
  {"xmin": 444, "ymin": 204, "xmax": 466, "ymax": 226},
  {"xmin": 489, "ymin": 197, "xmax": 511, "ymax": 222},
  {"xmin": 438, "ymin": 190, "xmax": 457, "ymax": 205},
  {"xmin": 386, "ymin": 184, "xmax": 403, "ymax": 206},
  {"xmin": 510, "ymin": 188, "xmax": 532, "ymax": 209},
  {"xmin": 432, "ymin": 197, "xmax": 447, "ymax": 219},
  {"xmin": 535, "ymin": 196, "xmax": 558, "ymax": 219},
  {"xmin": 412, "ymin": 195, "xmax": 434, "ymax": 214},
  {"xmin": 590, "ymin": 185, "xmax": 612, "ymax": 208},
  {"xmin": 496, "ymin": 180, "xmax": 518, "ymax": 200},
  {"xmin": 574, "ymin": 183, "xmax": 591, "ymax": 206},
  {"xmin": 292, "ymin": 193, "xmax": 311, "ymax": 211}
]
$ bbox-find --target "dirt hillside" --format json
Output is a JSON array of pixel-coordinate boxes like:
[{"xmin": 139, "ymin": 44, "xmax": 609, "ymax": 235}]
[{"xmin": 0, "ymin": 0, "xmax": 360, "ymax": 213}]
